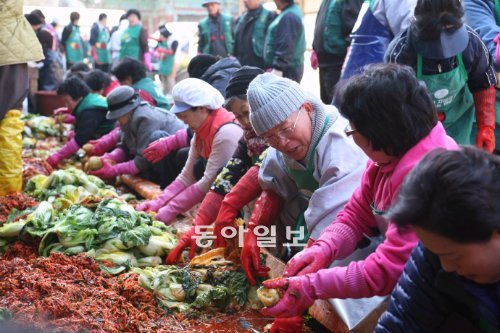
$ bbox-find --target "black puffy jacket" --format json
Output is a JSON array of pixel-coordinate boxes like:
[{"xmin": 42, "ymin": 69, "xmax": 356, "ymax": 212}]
[
  {"xmin": 376, "ymin": 243, "xmax": 500, "ymax": 333},
  {"xmin": 200, "ymin": 57, "xmax": 241, "ymax": 96}
]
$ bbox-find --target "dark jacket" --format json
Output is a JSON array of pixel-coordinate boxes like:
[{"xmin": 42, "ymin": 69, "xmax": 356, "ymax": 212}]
[
  {"xmin": 234, "ymin": 5, "xmax": 276, "ymax": 69},
  {"xmin": 313, "ymin": 0, "xmax": 362, "ymax": 63},
  {"xmin": 200, "ymin": 57, "xmax": 241, "ymax": 96},
  {"xmin": 385, "ymin": 25, "xmax": 496, "ymax": 93},
  {"xmin": 376, "ymin": 243, "xmax": 500, "ymax": 333},
  {"xmin": 38, "ymin": 48, "xmax": 64, "ymax": 91},
  {"xmin": 119, "ymin": 102, "xmax": 186, "ymax": 171}
]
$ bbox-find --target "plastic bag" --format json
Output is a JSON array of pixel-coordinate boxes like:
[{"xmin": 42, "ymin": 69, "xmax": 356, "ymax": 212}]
[{"xmin": 0, "ymin": 110, "xmax": 24, "ymax": 195}]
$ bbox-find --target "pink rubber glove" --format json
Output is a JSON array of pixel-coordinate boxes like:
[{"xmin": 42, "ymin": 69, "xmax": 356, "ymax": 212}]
[
  {"xmin": 67, "ymin": 130, "xmax": 75, "ymax": 140},
  {"xmin": 143, "ymin": 129, "xmax": 189, "ymax": 163},
  {"xmin": 310, "ymin": 51, "xmax": 318, "ymax": 70},
  {"xmin": 86, "ymin": 127, "xmax": 120, "ymax": 157},
  {"xmin": 47, "ymin": 138, "xmax": 80, "ymax": 168},
  {"xmin": 155, "ymin": 183, "xmax": 205, "ymax": 224},
  {"xmin": 261, "ymin": 276, "xmax": 316, "ymax": 318},
  {"xmin": 53, "ymin": 107, "xmax": 69, "ymax": 116},
  {"xmin": 165, "ymin": 191, "xmax": 224, "ymax": 264},
  {"xmin": 136, "ymin": 179, "xmax": 186, "ymax": 212},
  {"xmin": 283, "ymin": 243, "xmax": 332, "ymax": 278},
  {"xmin": 102, "ymin": 147, "xmax": 127, "ymax": 163},
  {"xmin": 144, "ymin": 52, "xmax": 153, "ymax": 72},
  {"xmin": 57, "ymin": 113, "xmax": 75, "ymax": 124},
  {"xmin": 90, "ymin": 159, "xmax": 138, "ymax": 179},
  {"xmin": 268, "ymin": 317, "xmax": 304, "ymax": 333}
]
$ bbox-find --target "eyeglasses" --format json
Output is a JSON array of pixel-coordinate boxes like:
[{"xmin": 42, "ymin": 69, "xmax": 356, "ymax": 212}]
[
  {"xmin": 344, "ymin": 123, "xmax": 357, "ymax": 136},
  {"xmin": 262, "ymin": 108, "xmax": 303, "ymax": 145}
]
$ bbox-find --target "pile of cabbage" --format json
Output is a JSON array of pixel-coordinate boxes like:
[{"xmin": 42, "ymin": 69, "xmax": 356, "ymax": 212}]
[
  {"xmin": 22, "ymin": 114, "xmax": 60, "ymax": 139},
  {"xmin": 25, "ymin": 168, "xmax": 134, "ymax": 209},
  {"xmin": 0, "ymin": 199, "xmax": 177, "ymax": 273},
  {"xmin": 133, "ymin": 259, "xmax": 250, "ymax": 313}
]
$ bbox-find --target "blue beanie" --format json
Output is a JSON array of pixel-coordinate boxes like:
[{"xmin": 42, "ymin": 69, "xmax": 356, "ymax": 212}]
[{"xmin": 248, "ymin": 73, "xmax": 307, "ymax": 135}]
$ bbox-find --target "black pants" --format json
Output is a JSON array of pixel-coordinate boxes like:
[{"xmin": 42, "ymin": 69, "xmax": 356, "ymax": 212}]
[
  {"xmin": 319, "ymin": 62, "xmax": 343, "ymax": 104},
  {"xmin": 145, "ymin": 130, "xmax": 183, "ymax": 189},
  {"xmin": 146, "ymin": 129, "xmax": 201, "ymax": 189},
  {"xmin": 95, "ymin": 63, "xmax": 110, "ymax": 72},
  {"xmin": 175, "ymin": 147, "xmax": 206, "ymax": 181}
]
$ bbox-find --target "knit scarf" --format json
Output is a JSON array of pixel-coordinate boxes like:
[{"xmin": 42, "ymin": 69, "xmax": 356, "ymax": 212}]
[
  {"xmin": 283, "ymin": 94, "xmax": 337, "ymax": 169},
  {"xmin": 243, "ymin": 128, "xmax": 268, "ymax": 158}
]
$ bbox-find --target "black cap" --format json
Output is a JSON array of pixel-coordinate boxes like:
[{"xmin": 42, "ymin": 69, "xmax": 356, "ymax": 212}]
[
  {"xmin": 225, "ymin": 66, "xmax": 264, "ymax": 99},
  {"xmin": 187, "ymin": 54, "xmax": 218, "ymax": 79},
  {"xmin": 158, "ymin": 25, "xmax": 172, "ymax": 38},
  {"xmin": 125, "ymin": 9, "xmax": 141, "ymax": 20}
]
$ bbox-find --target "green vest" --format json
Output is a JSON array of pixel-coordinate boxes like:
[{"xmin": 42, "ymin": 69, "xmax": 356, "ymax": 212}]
[
  {"xmin": 66, "ymin": 25, "xmax": 84, "ymax": 64},
  {"xmin": 235, "ymin": 7, "xmax": 272, "ymax": 57},
  {"xmin": 158, "ymin": 41, "xmax": 175, "ymax": 76},
  {"xmin": 96, "ymin": 27, "xmax": 111, "ymax": 64},
  {"xmin": 264, "ymin": 4, "xmax": 306, "ymax": 68},
  {"xmin": 75, "ymin": 93, "xmax": 114, "ymax": 135},
  {"xmin": 120, "ymin": 24, "xmax": 142, "ymax": 60},
  {"xmin": 323, "ymin": 0, "xmax": 348, "ymax": 54},
  {"xmin": 199, "ymin": 13, "xmax": 234, "ymax": 55},
  {"xmin": 133, "ymin": 77, "xmax": 170, "ymax": 110}
]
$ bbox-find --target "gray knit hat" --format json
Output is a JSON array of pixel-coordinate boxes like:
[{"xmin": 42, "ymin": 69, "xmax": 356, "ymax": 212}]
[{"xmin": 248, "ymin": 73, "xmax": 307, "ymax": 135}]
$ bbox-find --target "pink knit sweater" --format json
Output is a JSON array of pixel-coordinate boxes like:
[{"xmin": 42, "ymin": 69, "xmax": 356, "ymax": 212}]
[{"xmin": 309, "ymin": 122, "xmax": 458, "ymax": 299}]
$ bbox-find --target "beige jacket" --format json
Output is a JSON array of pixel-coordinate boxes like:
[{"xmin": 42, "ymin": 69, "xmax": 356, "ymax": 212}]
[{"xmin": 0, "ymin": 0, "xmax": 44, "ymax": 66}]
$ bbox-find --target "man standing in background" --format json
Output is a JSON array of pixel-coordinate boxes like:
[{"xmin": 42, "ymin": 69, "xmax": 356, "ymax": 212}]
[
  {"xmin": 198, "ymin": 0, "xmax": 235, "ymax": 57},
  {"xmin": 61, "ymin": 11, "xmax": 84, "ymax": 69},
  {"xmin": 234, "ymin": 0, "xmax": 276, "ymax": 69},
  {"xmin": 90, "ymin": 13, "xmax": 112, "ymax": 72},
  {"xmin": 311, "ymin": 0, "xmax": 362, "ymax": 103},
  {"xmin": 263, "ymin": 0, "xmax": 306, "ymax": 82}
]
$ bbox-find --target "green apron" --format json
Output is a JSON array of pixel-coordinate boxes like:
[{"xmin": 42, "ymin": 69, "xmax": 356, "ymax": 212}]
[
  {"xmin": 74, "ymin": 93, "xmax": 114, "ymax": 136},
  {"xmin": 417, "ymin": 53, "xmax": 475, "ymax": 145},
  {"xmin": 95, "ymin": 27, "xmax": 111, "ymax": 64},
  {"xmin": 66, "ymin": 25, "xmax": 84, "ymax": 64},
  {"xmin": 472, "ymin": 0, "xmax": 500, "ymax": 150},
  {"xmin": 132, "ymin": 77, "xmax": 170, "ymax": 110},
  {"xmin": 287, "ymin": 115, "xmax": 330, "ymax": 246},
  {"xmin": 158, "ymin": 41, "xmax": 175, "ymax": 76},
  {"xmin": 120, "ymin": 24, "xmax": 142, "ymax": 60}
]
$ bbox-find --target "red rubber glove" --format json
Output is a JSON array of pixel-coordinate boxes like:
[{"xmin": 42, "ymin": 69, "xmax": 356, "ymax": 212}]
[
  {"xmin": 165, "ymin": 191, "xmax": 224, "ymax": 264},
  {"xmin": 310, "ymin": 51, "xmax": 318, "ymax": 70},
  {"xmin": 165, "ymin": 228, "xmax": 197, "ymax": 264},
  {"xmin": 261, "ymin": 277, "xmax": 316, "ymax": 318},
  {"xmin": 143, "ymin": 129, "xmax": 189, "ymax": 163},
  {"xmin": 213, "ymin": 166, "xmax": 263, "ymax": 248},
  {"xmin": 268, "ymin": 317, "xmax": 304, "ymax": 333},
  {"xmin": 473, "ymin": 86, "xmax": 496, "ymax": 152},
  {"xmin": 242, "ymin": 190, "xmax": 282, "ymax": 285}
]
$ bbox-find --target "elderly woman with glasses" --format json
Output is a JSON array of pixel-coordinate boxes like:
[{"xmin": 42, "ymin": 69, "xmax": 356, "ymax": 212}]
[
  {"xmin": 136, "ymin": 78, "xmax": 243, "ymax": 224},
  {"xmin": 259, "ymin": 64, "xmax": 459, "ymax": 327}
]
